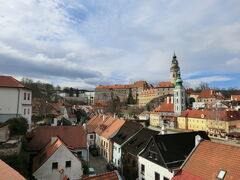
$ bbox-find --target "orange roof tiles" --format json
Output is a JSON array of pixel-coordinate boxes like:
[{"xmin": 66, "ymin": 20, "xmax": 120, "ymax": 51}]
[
  {"xmin": 0, "ymin": 159, "xmax": 26, "ymax": 180},
  {"xmin": 95, "ymin": 116, "xmax": 117, "ymax": 135},
  {"xmin": 156, "ymin": 81, "xmax": 174, "ymax": 88},
  {"xmin": 27, "ymin": 126, "xmax": 86, "ymax": 151},
  {"xmin": 179, "ymin": 109, "xmax": 240, "ymax": 121},
  {"xmin": 93, "ymin": 101, "xmax": 108, "ymax": 107},
  {"xmin": 96, "ymin": 81, "xmax": 148, "ymax": 89},
  {"xmin": 198, "ymin": 89, "xmax": 224, "ymax": 99},
  {"xmin": 101, "ymin": 119, "xmax": 125, "ymax": 139},
  {"xmin": 32, "ymin": 138, "xmax": 63, "ymax": 172},
  {"xmin": 87, "ymin": 115, "xmax": 104, "ymax": 133},
  {"xmin": 231, "ymin": 95, "xmax": 240, "ymax": 101},
  {"xmin": 82, "ymin": 171, "xmax": 119, "ymax": 180},
  {"xmin": 173, "ymin": 170, "xmax": 204, "ymax": 180},
  {"xmin": 153, "ymin": 101, "xmax": 174, "ymax": 112},
  {"xmin": 0, "ymin": 76, "xmax": 28, "ymax": 89},
  {"xmin": 179, "ymin": 140, "xmax": 240, "ymax": 180}
]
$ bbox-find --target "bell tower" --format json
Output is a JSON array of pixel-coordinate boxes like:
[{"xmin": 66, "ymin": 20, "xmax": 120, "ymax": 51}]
[
  {"xmin": 170, "ymin": 52, "xmax": 180, "ymax": 85},
  {"xmin": 174, "ymin": 71, "xmax": 186, "ymax": 115}
]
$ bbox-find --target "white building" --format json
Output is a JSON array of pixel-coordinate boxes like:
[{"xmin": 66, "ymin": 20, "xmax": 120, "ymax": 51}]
[
  {"xmin": 32, "ymin": 137, "xmax": 83, "ymax": 180},
  {"xmin": 0, "ymin": 76, "xmax": 32, "ymax": 128},
  {"xmin": 192, "ymin": 102, "xmax": 205, "ymax": 110}
]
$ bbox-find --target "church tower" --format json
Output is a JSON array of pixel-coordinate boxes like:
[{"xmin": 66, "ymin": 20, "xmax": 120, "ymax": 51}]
[
  {"xmin": 170, "ymin": 53, "xmax": 180, "ymax": 85},
  {"xmin": 174, "ymin": 71, "xmax": 186, "ymax": 115}
]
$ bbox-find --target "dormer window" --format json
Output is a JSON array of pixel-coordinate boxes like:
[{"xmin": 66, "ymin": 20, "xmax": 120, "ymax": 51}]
[{"xmin": 216, "ymin": 170, "xmax": 227, "ymax": 180}]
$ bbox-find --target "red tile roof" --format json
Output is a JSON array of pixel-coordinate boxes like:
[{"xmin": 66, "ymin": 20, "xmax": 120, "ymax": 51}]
[
  {"xmin": 0, "ymin": 159, "xmax": 26, "ymax": 180},
  {"xmin": 96, "ymin": 81, "xmax": 148, "ymax": 89},
  {"xmin": 82, "ymin": 171, "xmax": 120, "ymax": 180},
  {"xmin": 173, "ymin": 170, "xmax": 204, "ymax": 180},
  {"xmin": 178, "ymin": 140, "xmax": 240, "ymax": 180},
  {"xmin": 0, "ymin": 76, "xmax": 29, "ymax": 89},
  {"xmin": 198, "ymin": 89, "xmax": 224, "ymax": 99},
  {"xmin": 156, "ymin": 81, "xmax": 174, "ymax": 88},
  {"xmin": 32, "ymin": 137, "xmax": 63, "ymax": 172},
  {"xmin": 95, "ymin": 116, "xmax": 117, "ymax": 136},
  {"xmin": 93, "ymin": 102, "xmax": 108, "ymax": 107},
  {"xmin": 87, "ymin": 115, "xmax": 104, "ymax": 133},
  {"xmin": 231, "ymin": 95, "xmax": 240, "ymax": 101},
  {"xmin": 27, "ymin": 126, "xmax": 87, "ymax": 151},
  {"xmin": 101, "ymin": 119, "xmax": 125, "ymax": 139},
  {"xmin": 179, "ymin": 109, "xmax": 240, "ymax": 121},
  {"xmin": 153, "ymin": 101, "xmax": 174, "ymax": 112}
]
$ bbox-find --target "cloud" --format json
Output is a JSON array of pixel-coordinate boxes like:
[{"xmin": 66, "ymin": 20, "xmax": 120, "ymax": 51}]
[{"xmin": 0, "ymin": 0, "xmax": 240, "ymax": 89}]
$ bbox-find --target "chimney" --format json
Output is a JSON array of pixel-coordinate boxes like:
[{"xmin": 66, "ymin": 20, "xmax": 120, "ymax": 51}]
[
  {"xmin": 51, "ymin": 136, "xmax": 58, "ymax": 144},
  {"xmin": 210, "ymin": 90, "xmax": 213, "ymax": 95},
  {"xmin": 195, "ymin": 135, "xmax": 202, "ymax": 146},
  {"xmin": 102, "ymin": 114, "xmax": 106, "ymax": 121},
  {"xmin": 171, "ymin": 96, "xmax": 174, "ymax": 104},
  {"xmin": 167, "ymin": 96, "xmax": 170, "ymax": 104}
]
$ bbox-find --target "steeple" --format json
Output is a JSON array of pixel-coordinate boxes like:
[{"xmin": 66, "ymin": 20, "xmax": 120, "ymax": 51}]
[{"xmin": 170, "ymin": 53, "xmax": 180, "ymax": 85}]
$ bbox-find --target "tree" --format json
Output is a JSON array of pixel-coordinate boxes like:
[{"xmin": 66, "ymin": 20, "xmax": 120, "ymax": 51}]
[
  {"xmin": 3, "ymin": 117, "xmax": 28, "ymax": 136},
  {"xmin": 196, "ymin": 82, "xmax": 210, "ymax": 91}
]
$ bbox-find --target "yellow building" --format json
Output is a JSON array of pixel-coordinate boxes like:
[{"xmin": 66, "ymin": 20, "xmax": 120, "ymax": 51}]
[
  {"xmin": 150, "ymin": 112, "xmax": 160, "ymax": 127},
  {"xmin": 178, "ymin": 110, "xmax": 240, "ymax": 134},
  {"xmin": 138, "ymin": 89, "xmax": 159, "ymax": 107}
]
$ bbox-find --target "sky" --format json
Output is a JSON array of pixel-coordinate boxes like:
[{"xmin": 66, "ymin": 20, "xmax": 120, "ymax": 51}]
[{"xmin": 0, "ymin": 0, "xmax": 240, "ymax": 90}]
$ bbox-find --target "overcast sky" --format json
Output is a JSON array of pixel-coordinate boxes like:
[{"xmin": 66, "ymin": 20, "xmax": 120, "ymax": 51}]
[{"xmin": 0, "ymin": 0, "xmax": 240, "ymax": 89}]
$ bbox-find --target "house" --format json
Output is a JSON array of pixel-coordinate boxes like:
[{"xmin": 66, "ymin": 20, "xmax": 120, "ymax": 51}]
[
  {"xmin": 197, "ymin": 89, "xmax": 225, "ymax": 104},
  {"xmin": 155, "ymin": 82, "xmax": 174, "ymax": 96},
  {"xmin": 32, "ymin": 137, "xmax": 83, "ymax": 180},
  {"xmin": 173, "ymin": 140, "xmax": 240, "ymax": 180},
  {"xmin": 82, "ymin": 171, "xmax": 121, "ymax": 180},
  {"xmin": 138, "ymin": 111, "xmax": 150, "ymax": 121},
  {"xmin": 138, "ymin": 131, "xmax": 209, "ymax": 180},
  {"xmin": 231, "ymin": 94, "xmax": 240, "ymax": 101},
  {"xmin": 27, "ymin": 126, "xmax": 88, "ymax": 161},
  {"xmin": 96, "ymin": 117, "xmax": 125, "ymax": 162},
  {"xmin": 0, "ymin": 76, "xmax": 32, "ymax": 128},
  {"xmin": 177, "ymin": 109, "xmax": 240, "ymax": 135},
  {"xmin": 0, "ymin": 159, "xmax": 26, "ymax": 180},
  {"xmin": 121, "ymin": 128, "xmax": 159, "ymax": 180},
  {"xmin": 112, "ymin": 121, "xmax": 143, "ymax": 169}
]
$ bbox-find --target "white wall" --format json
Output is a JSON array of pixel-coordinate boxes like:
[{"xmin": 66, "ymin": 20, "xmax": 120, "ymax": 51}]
[
  {"xmin": 138, "ymin": 156, "xmax": 173, "ymax": 180},
  {"xmin": 33, "ymin": 144, "xmax": 83, "ymax": 180},
  {"xmin": 113, "ymin": 143, "xmax": 121, "ymax": 168},
  {"xmin": 0, "ymin": 88, "xmax": 19, "ymax": 114}
]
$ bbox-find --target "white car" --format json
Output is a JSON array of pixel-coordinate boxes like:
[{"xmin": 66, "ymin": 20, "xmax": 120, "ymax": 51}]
[{"xmin": 88, "ymin": 168, "xmax": 96, "ymax": 177}]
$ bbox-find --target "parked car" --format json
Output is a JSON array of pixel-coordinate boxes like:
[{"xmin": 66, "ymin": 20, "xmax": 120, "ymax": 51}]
[{"xmin": 88, "ymin": 168, "xmax": 96, "ymax": 177}]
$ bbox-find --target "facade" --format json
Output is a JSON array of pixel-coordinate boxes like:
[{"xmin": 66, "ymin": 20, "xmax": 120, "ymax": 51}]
[
  {"xmin": 150, "ymin": 112, "xmax": 161, "ymax": 127},
  {"xmin": 155, "ymin": 82, "xmax": 174, "ymax": 97},
  {"xmin": 0, "ymin": 76, "xmax": 32, "ymax": 128},
  {"xmin": 94, "ymin": 81, "xmax": 151, "ymax": 103},
  {"xmin": 138, "ymin": 89, "xmax": 158, "ymax": 107},
  {"xmin": 112, "ymin": 121, "xmax": 143, "ymax": 168},
  {"xmin": 27, "ymin": 126, "xmax": 88, "ymax": 161},
  {"xmin": 197, "ymin": 89, "xmax": 225, "ymax": 104},
  {"xmin": 170, "ymin": 53, "xmax": 180, "ymax": 85},
  {"xmin": 174, "ymin": 72, "xmax": 186, "ymax": 115},
  {"xmin": 173, "ymin": 140, "xmax": 240, "ymax": 180},
  {"xmin": 178, "ymin": 109, "xmax": 240, "ymax": 134},
  {"xmin": 32, "ymin": 137, "xmax": 83, "ymax": 180},
  {"xmin": 138, "ymin": 132, "xmax": 210, "ymax": 180}
]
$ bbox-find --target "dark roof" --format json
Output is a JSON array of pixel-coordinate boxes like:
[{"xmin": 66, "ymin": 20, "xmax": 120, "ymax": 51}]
[
  {"xmin": 112, "ymin": 121, "xmax": 143, "ymax": 145},
  {"xmin": 27, "ymin": 126, "xmax": 87, "ymax": 151},
  {"xmin": 140, "ymin": 131, "xmax": 210, "ymax": 169},
  {"xmin": 122, "ymin": 128, "xmax": 159, "ymax": 156}
]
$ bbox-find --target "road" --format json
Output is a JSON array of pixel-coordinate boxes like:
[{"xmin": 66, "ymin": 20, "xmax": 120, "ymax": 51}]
[{"xmin": 88, "ymin": 152, "xmax": 108, "ymax": 175}]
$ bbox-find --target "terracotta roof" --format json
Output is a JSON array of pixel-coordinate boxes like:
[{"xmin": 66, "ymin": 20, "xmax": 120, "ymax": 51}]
[
  {"xmin": 198, "ymin": 89, "xmax": 224, "ymax": 99},
  {"xmin": 139, "ymin": 111, "xmax": 150, "ymax": 116},
  {"xmin": 179, "ymin": 140, "xmax": 240, "ymax": 179},
  {"xmin": 140, "ymin": 89, "xmax": 157, "ymax": 95},
  {"xmin": 82, "ymin": 171, "xmax": 120, "ymax": 180},
  {"xmin": 231, "ymin": 95, "xmax": 240, "ymax": 101},
  {"xmin": 0, "ymin": 159, "xmax": 26, "ymax": 180},
  {"xmin": 32, "ymin": 137, "xmax": 63, "ymax": 172},
  {"xmin": 87, "ymin": 115, "xmax": 104, "ymax": 133},
  {"xmin": 27, "ymin": 126, "xmax": 87, "ymax": 151},
  {"xmin": 96, "ymin": 81, "xmax": 148, "ymax": 89},
  {"xmin": 95, "ymin": 116, "xmax": 117, "ymax": 136},
  {"xmin": 93, "ymin": 101, "xmax": 108, "ymax": 107},
  {"xmin": 173, "ymin": 170, "xmax": 203, "ymax": 180},
  {"xmin": 179, "ymin": 109, "xmax": 240, "ymax": 121},
  {"xmin": 156, "ymin": 81, "xmax": 174, "ymax": 88},
  {"xmin": 101, "ymin": 119, "xmax": 125, "ymax": 139},
  {"xmin": 0, "ymin": 76, "xmax": 31, "ymax": 89},
  {"xmin": 153, "ymin": 101, "xmax": 174, "ymax": 112}
]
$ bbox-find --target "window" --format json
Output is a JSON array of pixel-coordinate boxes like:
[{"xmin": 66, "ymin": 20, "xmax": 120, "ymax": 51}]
[
  {"xmin": 24, "ymin": 109, "xmax": 26, "ymax": 115},
  {"xmin": 216, "ymin": 170, "xmax": 227, "ymax": 180},
  {"xmin": 28, "ymin": 108, "xmax": 30, "ymax": 115},
  {"xmin": 90, "ymin": 134, "xmax": 94, "ymax": 140},
  {"xmin": 24, "ymin": 93, "xmax": 26, "ymax": 100},
  {"xmin": 163, "ymin": 177, "xmax": 169, "ymax": 180},
  {"xmin": 66, "ymin": 161, "xmax": 71, "ymax": 168},
  {"xmin": 118, "ymin": 160, "xmax": 120, "ymax": 165},
  {"xmin": 141, "ymin": 164, "xmax": 145, "ymax": 175},
  {"xmin": 52, "ymin": 162, "xmax": 58, "ymax": 169},
  {"xmin": 155, "ymin": 172, "xmax": 160, "ymax": 180},
  {"xmin": 118, "ymin": 148, "xmax": 120, "ymax": 153},
  {"xmin": 28, "ymin": 93, "xmax": 30, "ymax": 100}
]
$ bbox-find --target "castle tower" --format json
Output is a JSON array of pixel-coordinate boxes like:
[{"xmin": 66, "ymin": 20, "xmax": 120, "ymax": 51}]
[
  {"xmin": 170, "ymin": 53, "xmax": 180, "ymax": 85},
  {"xmin": 174, "ymin": 71, "xmax": 186, "ymax": 115}
]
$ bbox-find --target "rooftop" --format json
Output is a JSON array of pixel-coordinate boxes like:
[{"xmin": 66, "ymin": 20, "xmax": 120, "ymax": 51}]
[
  {"xmin": 156, "ymin": 81, "xmax": 174, "ymax": 88},
  {"xmin": 82, "ymin": 171, "xmax": 120, "ymax": 180},
  {"xmin": 96, "ymin": 81, "xmax": 149, "ymax": 89},
  {"xmin": 0, "ymin": 76, "xmax": 29, "ymax": 89}
]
